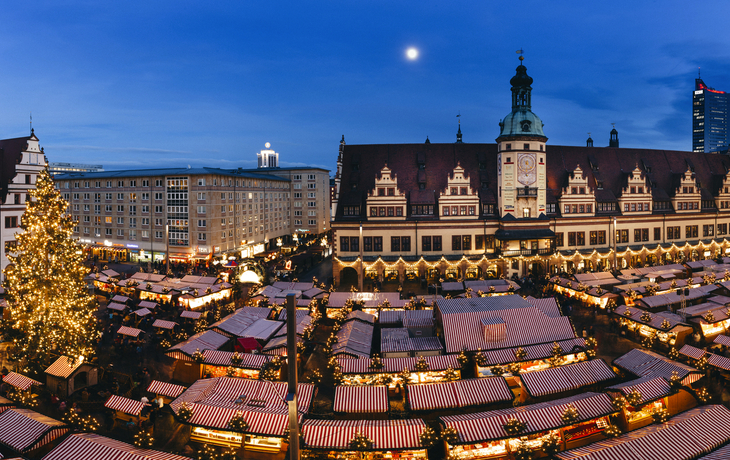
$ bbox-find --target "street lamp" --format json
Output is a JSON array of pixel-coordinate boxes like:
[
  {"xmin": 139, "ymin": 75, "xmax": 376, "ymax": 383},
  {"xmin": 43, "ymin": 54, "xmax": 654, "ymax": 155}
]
[{"xmin": 613, "ymin": 217, "xmax": 617, "ymax": 272}]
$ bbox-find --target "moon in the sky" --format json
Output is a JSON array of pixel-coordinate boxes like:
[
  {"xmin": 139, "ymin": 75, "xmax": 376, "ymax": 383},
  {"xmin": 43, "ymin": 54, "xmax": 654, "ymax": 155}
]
[{"xmin": 406, "ymin": 47, "xmax": 419, "ymax": 60}]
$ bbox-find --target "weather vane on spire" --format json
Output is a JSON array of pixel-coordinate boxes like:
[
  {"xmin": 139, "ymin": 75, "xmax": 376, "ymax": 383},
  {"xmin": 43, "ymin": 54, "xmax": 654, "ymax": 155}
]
[
  {"xmin": 516, "ymin": 48, "xmax": 524, "ymax": 62},
  {"xmin": 30, "ymin": 112, "xmax": 33, "ymax": 134},
  {"xmin": 457, "ymin": 111, "xmax": 460, "ymax": 124}
]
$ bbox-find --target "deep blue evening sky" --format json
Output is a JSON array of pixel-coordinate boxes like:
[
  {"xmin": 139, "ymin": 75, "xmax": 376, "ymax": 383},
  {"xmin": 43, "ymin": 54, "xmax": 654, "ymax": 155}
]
[{"xmin": 1, "ymin": 1, "xmax": 729, "ymax": 172}]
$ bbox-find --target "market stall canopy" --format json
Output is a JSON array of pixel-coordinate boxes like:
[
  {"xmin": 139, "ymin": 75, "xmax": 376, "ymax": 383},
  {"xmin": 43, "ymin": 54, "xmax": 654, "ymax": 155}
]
[
  {"xmin": 613, "ymin": 348, "xmax": 701, "ymax": 385},
  {"xmin": 236, "ymin": 337, "xmax": 263, "ymax": 353},
  {"xmin": 408, "ymin": 377, "xmax": 513, "ymax": 411},
  {"xmin": 520, "ymin": 359, "xmax": 616, "ymax": 398},
  {"xmin": 302, "ymin": 419, "xmax": 426, "ymax": 450},
  {"xmin": 180, "ymin": 310, "xmax": 202, "ymax": 319},
  {"xmin": 338, "ymin": 355, "xmax": 460, "ymax": 374},
  {"xmin": 380, "ymin": 309, "xmax": 435, "ymax": 326},
  {"xmin": 555, "ymin": 405, "xmax": 730, "ymax": 460},
  {"xmin": 152, "ymin": 319, "xmax": 177, "ymax": 330},
  {"xmin": 715, "ymin": 334, "xmax": 730, "ymax": 346},
  {"xmin": 524, "ymin": 296, "xmax": 562, "ymax": 317},
  {"xmin": 146, "ymin": 381, "xmax": 187, "ymax": 399},
  {"xmin": 606, "ymin": 375, "xmax": 672, "ymax": 405},
  {"xmin": 572, "ymin": 272, "xmax": 621, "ymax": 286},
  {"xmin": 44, "ymin": 356, "xmax": 86, "ymax": 379},
  {"xmin": 0, "ymin": 409, "xmax": 68, "ymax": 453},
  {"xmin": 106, "ymin": 302, "xmax": 127, "ymax": 311},
  {"xmin": 133, "ymin": 308, "xmax": 151, "ymax": 317},
  {"xmin": 104, "ymin": 395, "xmax": 146, "ymax": 417},
  {"xmin": 116, "ymin": 326, "xmax": 143, "ymax": 338},
  {"xmin": 327, "ymin": 292, "xmax": 400, "ymax": 308},
  {"xmin": 440, "ymin": 392, "xmax": 614, "ymax": 444},
  {"xmin": 210, "ymin": 307, "xmax": 273, "ymax": 337},
  {"xmin": 333, "ymin": 320, "xmax": 374, "ymax": 358},
  {"xmin": 201, "ymin": 350, "xmax": 272, "ymax": 370},
  {"xmin": 111, "ymin": 295, "xmax": 129, "ymax": 303},
  {"xmin": 41, "ymin": 433, "xmax": 192, "ymax": 460},
  {"xmin": 166, "ymin": 330, "xmax": 229, "ymax": 358},
  {"xmin": 3, "ymin": 372, "xmax": 42, "ymax": 391},
  {"xmin": 333, "ymin": 386, "xmax": 389, "ymax": 413},
  {"xmin": 138, "ymin": 301, "xmax": 157, "ymax": 309},
  {"xmin": 680, "ymin": 345, "xmax": 730, "ymax": 372}
]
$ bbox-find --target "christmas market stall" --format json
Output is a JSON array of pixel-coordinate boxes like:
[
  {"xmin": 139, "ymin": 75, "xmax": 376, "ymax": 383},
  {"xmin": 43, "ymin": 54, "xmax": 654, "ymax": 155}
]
[
  {"xmin": 261, "ymin": 313, "xmax": 315, "ymax": 356},
  {"xmin": 44, "ymin": 355, "xmax": 99, "ymax": 398},
  {"xmin": 116, "ymin": 273, "xmax": 166, "ymax": 296},
  {"xmin": 440, "ymin": 392, "xmax": 617, "ymax": 459},
  {"xmin": 611, "ymin": 306, "xmax": 692, "ymax": 348},
  {"xmin": 180, "ymin": 310, "xmax": 203, "ymax": 320},
  {"xmin": 152, "ymin": 319, "xmax": 177, "ymax": 334},
  {"xmin": 380, "ymin": 328, "xmax": 443, "ymax": 359},
  {"xmin": 606, "ymin": 373, "xmax": 696, "ymax": 432},
  {"xmin": 678, "ymin": 301, "xmax": 730, "ymax": 341},
  {"xmin": 332, "ymin": 318, "xmax": 374, "ymax": 359},
  {"xmin": 612, "ymin": 348, "xmax": 703, "ymax": 388},
  {"xmin": 337, "ymin": 355, "xmax": 461, "ymax": 386},
  {"xmin": 170, "ymin": 376, "xmax": 315, "ymax": 453},
  {"xmin": 116, "ymin": 326, "xmax": 144, "ymax": 339},
  {"xmin": 209, "ymin": 307, "xmax": 274, "ymax": 338},
  {"xmin": 680, "ymin": 344, "xmax": 730, "ymax": 373},
  {"xmin": 555, "ymin": 405, "xmax": 730, "ymax": 460},
  {"xmin": 2, "ymin": 372, "xmax": 43, "ymax": 392},
  {"xmin": 177, "ymin": 281, "xmax": 232, "ymax": 310},
  {"xmin": 407, "ymin": 377, "xmax": 513, "ymax": 412},
  {"xmin": 0, "ymin": 395, "xmax": 15, "ymax": 415},
  {"xmin": 200, "ymin": 350, "xmax": 278, "ymax": 379},
  {"xmin": 0, "ymin": 409, "xmax": 69, "ymax": 456},
  {"xmin": 518, "ymin": 359, "xmax": 616, "ymax": 402},
  {"xmin": 301, "ymin": 418, "xmax": 428, "ymax": 460},
  {"xmin": 475, "ymin": 338, "xmax": 589, "ymax": 378},
  {"xmin": 41, "ymin": 432, "xmax": 193, "ymax": 460},
  {"xmin": 333, "ymin": 385, "xmax": 389, "ymax": 414},
  {"xmin": 104, "ymin": 395, "xmax": 149, "ymax": 428},
  {"xmin": 88, "ymin": 270, "xmax": 120, "ymax": 294},
  {"xmin": 165, "ymin": 330, "xmax": 231, "ymax": 383},
  {"xmin": 146, "ymin": 380, "xmax": 187, "ymax": 405},
  {"xmin": 106, "ymin": 302, "xmax": 127, "ymax": 313}
]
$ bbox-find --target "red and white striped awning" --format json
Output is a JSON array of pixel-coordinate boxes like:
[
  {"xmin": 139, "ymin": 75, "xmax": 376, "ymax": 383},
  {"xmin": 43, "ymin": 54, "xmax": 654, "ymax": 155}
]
[
  {"xmin": 42, "ymin": 432, "xmax": 192, "ymax": 460},
  {"xmin": 607, "ymin": 376, "xmax": 672, "ymax": 405},
  {"xmin": 441, "ymin": 392, "xmax": 614, "ymax": 444},
  {"xmin": 146, "ymin": 381, "xmax": 187, "ymax": 399},
  {"xmin": 408, "ymin": 378, "xmax": 513, "ymax": 411},
  {"xmin": 700, "ymin": 443, "xmax": 730, "ymax": 460},
  {"xmin": 105, "ymin": 395, "xmax": 146, "ymax": 416},
  {"xmin": 152, "ymin": 319, "xmax": 177, "ymax": 330},
  {"xmin": 556, "ymin": 405, "xmax": 730, "ymax": 460},
  {"xmin": 0, "ymin": 409, "xmax": 69, "ymax": 453},
  {"xmin": 180, "ymin": 310, "xmax": 202, "ymax": 319},
  {"xmin": 44, "ymin": 356, "xmax": 84, "ymax": 379},
  {"xmin": 107, "ymin": 302, "xmax": 127, "ymax": 311},
  {"xmin": 302, "ymin": 419, "xmax": 426, "ymax": 450},
  {"xmin": 3, "ymin": 372, "xmax": 42, "ymax": 391},
  {"xmin": 708, "ymin": 353, "xmax": 730, "ymax": 371},
  {"xmin": 714, "ymin": 334, "xmax": 730, "ymax": 347},
  {"xmin": 679, "ymin": 344, "xmax": 707, "ymax": 360},
  {"xmin": 170, "ymin": 377, "xmax": 315, "ymax": 435},
  {"xmin": 133, "ymin": 308, "xmax": 152, "ymax": 317},
  {"xmin": 117, "ymin": 326, "xmax": 143, "ymax": 338},
  {"xmin": 614, "ymin": 348, "xmax": 700, "ymax": 383},
  {"xmin": 520, "ymin": 359, "xmax": 616, "ymax": 398},
  {"xmin": 334, "ymin": 386, "xmax": 388, "ymax": 413},
  {"xmin": 337, "ymin": 355, "xmax": 460, "ymax": 374},
  {"xmin": 201, "ymin": 350, "xmax": 270, "ymax": 369}
]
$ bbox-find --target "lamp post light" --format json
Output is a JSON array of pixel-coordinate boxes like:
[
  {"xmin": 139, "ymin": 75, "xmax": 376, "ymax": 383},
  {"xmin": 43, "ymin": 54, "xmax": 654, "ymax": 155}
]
[{"xmin": 613, "ymin": 217, "xmax": 618, "ymax": 272}]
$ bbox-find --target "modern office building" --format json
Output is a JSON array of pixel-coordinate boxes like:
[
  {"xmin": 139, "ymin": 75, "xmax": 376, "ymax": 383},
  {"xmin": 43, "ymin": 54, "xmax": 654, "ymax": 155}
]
[
  {"xmin": 693, "ymin": 77, "xmax": 729, "ymax": 153},
  {"xmin": 331, "ymin": 61, "xmax": 730, "ymax": 287},
  {"xmin": 55, "ymin": 146, "xmax": 329, "ymax": 264},
  {"xmin": 0, "ymin": 130, "xmax": 48, "ymax": 276}
]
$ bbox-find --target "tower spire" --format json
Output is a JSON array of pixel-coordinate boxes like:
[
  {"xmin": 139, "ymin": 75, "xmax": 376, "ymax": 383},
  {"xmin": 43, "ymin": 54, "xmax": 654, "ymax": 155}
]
[
  {"xmin": 30, "ymin": 112, "xmax": 33, "ymax": 135},
  {"xmin": 456, "ymin": 113, "xmax": 462, "ymax": 143}
]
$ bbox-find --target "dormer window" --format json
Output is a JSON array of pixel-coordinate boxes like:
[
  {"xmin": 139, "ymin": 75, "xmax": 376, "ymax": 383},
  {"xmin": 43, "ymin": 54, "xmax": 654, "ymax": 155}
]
[
  {"xmin": 387, "ymin": 188, "xmax": 395, "ymax": 196},
  {"xmin": 378, "ymin": 188, "xmax": 385, "ymax": 196},
  {"xmin": 630, "ymin": 186, "xmax": 636, "ymax": 194},
  {"xmin": 450, "ymin": 187, "xmax": 458, "ymax": 195},
  {"xmin": 521, "ymin": 120, "xmax": 531, "ymax": 132},
  {"xmin": 460, "ymin": 187, "xmax": 467, "ymax": 195},
  {"xmin": 638, "ymin": 186, "xmax": 643, "ymax": 193},
  {"xmin": 571, "ymin": 187, "xmax": 577, "ymax": 194},
  {"xmin": 579, "ymin": 187, "xmax": 585, "ymax": 194}
]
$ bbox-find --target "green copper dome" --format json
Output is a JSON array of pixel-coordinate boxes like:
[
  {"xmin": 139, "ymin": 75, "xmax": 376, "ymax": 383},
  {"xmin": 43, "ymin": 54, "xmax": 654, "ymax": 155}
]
[{"xmin": 498, "ymin": 63, "xmax": 546, "ymax": 139}]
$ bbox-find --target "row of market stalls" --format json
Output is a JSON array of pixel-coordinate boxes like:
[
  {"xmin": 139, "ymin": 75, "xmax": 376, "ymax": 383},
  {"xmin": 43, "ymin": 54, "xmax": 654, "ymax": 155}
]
[{"xmin": 89, "ymin": 270, "xmax": 233, "ymax": 309}]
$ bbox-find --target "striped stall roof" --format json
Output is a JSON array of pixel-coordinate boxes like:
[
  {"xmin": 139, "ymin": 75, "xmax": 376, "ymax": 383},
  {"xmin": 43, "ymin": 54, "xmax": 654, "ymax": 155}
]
[
  {"xmin": 211, "ymin": 308, "xmax": 278, "ymax": 338},
  {"xmin": 180, "ymin": 310, "xmax": 202, "ymax": 319},
  {"xmin": 201, "ymin": 350, "xmax": 271, "ymax": 369},
  {"xmin": 44, "ymin": 356, "xmax": 84, "ymax": 379},
  {"xmin": 302, "ymin": 419, "xmax": 426, "ymax": 450},
  {"xmin": 333, "ymin": 320, "xmax": 374, "ymax": 358},
  {"xmin": 106, "ymin": 302, "xmax": 127, "ymax": 311},
  {"xmin": 133, "ymin": 308, "xmax": 152, "ymax": 317},
  {"xmin": 262, "ymin": 335, "xmax": 303, "ymax": 355},
  {"xmin": 105, "ymin": 395, "xmax": 146, "ymax": 416},
  {"xmin": 170, "ymin": 377, "xmax": 315, "ymax": 436},
  {"xmin": 146, "ymin": 381, "xmax": 187, "ymax": 399},
  {"xmin": 708, "ymin": 353, "xmax": 730, "ymax": 371},
  {"xmin": 525, "ymin": 297, "xmax": 562, "ymax": 318},
  {"xmin": 117, "ymin": 326, "xmax": 143, "ymax": 338},
  {"xmin": 699, "ymin": 443, "xmax": 730, "ymax": 459},
  {"xmin": 606, "ymin": 376, "xmax": 672, "ymax": 405},
  {"xmin": 714, "ymin": 334, "xmax": 730, "ymax": 347},
  {"xmin": 152, "ymin": 319, "xmax": 177, "ymax": 330},
  {"xmin": 679, "ymin": 344, "xmax": 707, "ymax": 360},
  {"xmin": 138, "ymin": 301, "xmax": 158, "ymax": 309},
  {"xmin": 42, "ymin": 433, "xmax": 192, "ymax": 460},
  {"xmin": 167, "ymin": 330, "xmax": 229, "ymax": 357},
  {"xmin": 111, "ymin": 295, "xmax": 129, "ymax": 303},
  {"xmin": 408, "ymin": 378, "xmax": 513, "ymax": 411},
  {"xmin": 437, "ymin": 296, "xmax": 533, "ymax": 315},
  {"xmin": 441, "ymin": 306, "xmax": 577, "ymax": 353},
  {"xmin": 338, "ymin": 355, "xmax": 460, "ymax": 374},
  {"xmin": 521, "ymin": 359, "xmax": 615, "ymax": 398},
  {"xmin": 613, "ymin": 348, "xmax": 700, "ymax": 383},
  {"xmin": 3, "ymin": 372, "xmax": 42, "ymax": 391},
  {"xmin": 556, "ymin": 405, "xmax": 730, "ymax": 460},
  {"xmin": 440, "ymin": 392, "xmax": 615, "ymax": 444},
  {"xmin": 0, "ymin": 409, "xmax": 69, "ymax": 453},
  {"xmin": 333, "ymin": 386, "xmax": 389, "ymax": 413},
  {"xmin": 481, "ymin": 338, "xmax": 588, "ymax": 366}
]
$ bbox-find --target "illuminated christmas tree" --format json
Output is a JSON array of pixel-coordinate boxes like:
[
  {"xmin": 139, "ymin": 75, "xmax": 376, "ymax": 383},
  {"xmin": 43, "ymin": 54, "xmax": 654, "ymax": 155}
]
[{"xmin": 2, "ymin": 169, "xmax": 98, "ymax": 373}]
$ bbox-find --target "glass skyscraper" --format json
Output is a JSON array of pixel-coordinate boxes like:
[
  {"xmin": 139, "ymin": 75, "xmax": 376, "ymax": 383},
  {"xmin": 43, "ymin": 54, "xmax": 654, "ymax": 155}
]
[{"xmin": 693, "ymin": 78, "xmax": 729, "ymax": 153}]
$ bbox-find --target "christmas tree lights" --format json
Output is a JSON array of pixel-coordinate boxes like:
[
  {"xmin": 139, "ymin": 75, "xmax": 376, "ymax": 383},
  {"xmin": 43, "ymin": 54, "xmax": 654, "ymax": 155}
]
[{"xmin": 2, "ymin": 169, "xmax": 99, "ymax": 373}]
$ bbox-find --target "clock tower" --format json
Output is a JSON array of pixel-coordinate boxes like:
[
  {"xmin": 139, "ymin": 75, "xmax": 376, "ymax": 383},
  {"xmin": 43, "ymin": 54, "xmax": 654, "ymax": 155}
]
[{"xmin": 496, "ymin": 58, "xmax": 548, "ymax": 219}]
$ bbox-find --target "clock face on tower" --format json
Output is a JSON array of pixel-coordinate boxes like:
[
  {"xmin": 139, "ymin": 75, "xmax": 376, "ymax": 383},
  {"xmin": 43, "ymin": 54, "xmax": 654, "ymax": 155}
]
[{"xmin": 517, "ymin": 153, "xmax": 537, "ymax": 186}]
